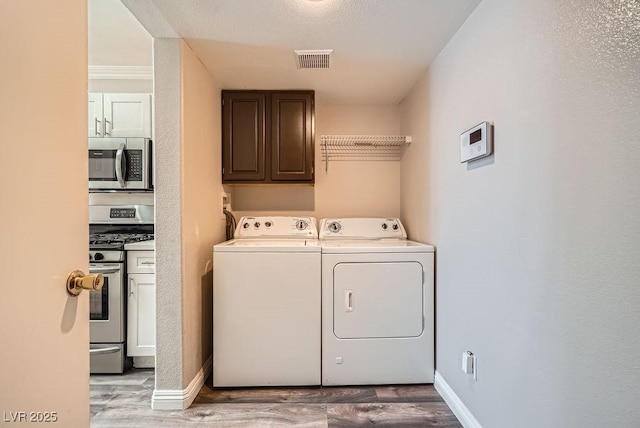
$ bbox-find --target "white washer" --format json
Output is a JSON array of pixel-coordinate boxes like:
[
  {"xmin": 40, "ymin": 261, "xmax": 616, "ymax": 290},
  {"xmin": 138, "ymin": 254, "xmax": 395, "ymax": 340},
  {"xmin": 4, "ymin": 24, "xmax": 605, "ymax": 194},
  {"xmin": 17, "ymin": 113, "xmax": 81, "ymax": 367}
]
[
  {"xmin": 213, "ymin": 216, "xmax": 320, "ymax": 387},
  {"xmin": 319, "ymin": 218, "xmax": 435, "ymax": 386}
]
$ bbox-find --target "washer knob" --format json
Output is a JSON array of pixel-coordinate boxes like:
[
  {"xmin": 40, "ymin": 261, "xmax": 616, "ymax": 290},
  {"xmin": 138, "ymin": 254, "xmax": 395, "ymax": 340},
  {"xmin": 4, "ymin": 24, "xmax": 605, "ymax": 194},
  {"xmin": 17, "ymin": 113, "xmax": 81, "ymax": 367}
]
[
  {"xmin": 382, "ymin": 223, "xmax": 388, "ymax": 230},
  {"xmin": 392, "ymin": 224, "xmax": 399, "ymax": 230},
  {"xmin": 94, "ymin": 253, "xmax": 104, "ymax": 261},
  {"xmin": 254, "ymin": 222, "xmax": 261, "ymax": 228},
  {"xmin": 328, "ymin": 221, "xmax": 341, "ymax": 233},
  {"xmin": 265, "ymin": 221, "xmax": 272, "ymax": 228},
  {"xmin": 243, "ymin": 222, "xmax": 249, "ymax": 229},
  {"xmin": 295, "ymin": 220, "xmax": 308, "ymax": 230}
]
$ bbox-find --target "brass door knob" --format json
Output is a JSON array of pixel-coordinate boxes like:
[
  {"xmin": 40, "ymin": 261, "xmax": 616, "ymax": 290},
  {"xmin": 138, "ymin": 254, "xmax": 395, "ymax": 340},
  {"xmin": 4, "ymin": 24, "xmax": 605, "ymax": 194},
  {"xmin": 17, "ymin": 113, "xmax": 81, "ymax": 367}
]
[{"xmin": 66, "ymin": 270, "xmax": 104, "ymax": 296}]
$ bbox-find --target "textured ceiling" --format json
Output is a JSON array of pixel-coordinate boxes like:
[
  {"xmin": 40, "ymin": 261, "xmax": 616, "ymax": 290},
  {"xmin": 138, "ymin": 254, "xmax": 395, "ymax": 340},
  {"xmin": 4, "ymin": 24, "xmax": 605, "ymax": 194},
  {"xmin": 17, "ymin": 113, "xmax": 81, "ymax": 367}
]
[{"xmin": 98, "ymin": 0, "xmax": 481, "ymax": 104}]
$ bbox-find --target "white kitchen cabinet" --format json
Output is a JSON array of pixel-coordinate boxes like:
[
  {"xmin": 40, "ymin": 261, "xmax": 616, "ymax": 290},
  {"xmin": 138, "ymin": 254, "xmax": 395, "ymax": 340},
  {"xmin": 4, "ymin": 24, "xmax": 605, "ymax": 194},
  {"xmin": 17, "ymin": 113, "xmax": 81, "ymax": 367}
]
[
  {"xmin": 127, "ymin": 250, "xmax": 155, "ymax": 361},
  {"xmin": 89, "ymin": 93, "xmax": 152, "ymax": 138}
]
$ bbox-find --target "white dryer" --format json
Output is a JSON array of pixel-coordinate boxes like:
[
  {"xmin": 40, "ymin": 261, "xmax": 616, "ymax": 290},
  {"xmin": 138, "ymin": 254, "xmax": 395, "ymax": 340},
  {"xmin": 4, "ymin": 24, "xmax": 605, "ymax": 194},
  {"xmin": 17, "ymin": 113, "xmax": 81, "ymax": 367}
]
[
  {"xmin": 213, "ymin": 216, "xmax": 320, "ymax": 387},
  {"xmin": 319, "ymin": 218, "xmax": 435, "ymax": 386}
]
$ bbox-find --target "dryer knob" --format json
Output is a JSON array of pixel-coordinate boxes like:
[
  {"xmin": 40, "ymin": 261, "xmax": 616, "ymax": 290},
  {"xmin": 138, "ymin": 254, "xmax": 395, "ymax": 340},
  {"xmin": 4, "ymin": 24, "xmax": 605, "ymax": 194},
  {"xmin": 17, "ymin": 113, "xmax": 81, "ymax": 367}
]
[
  {"xmin": 265, "ymin": 221, "xmax": 272, "ymax": 228},
  {"xmin": 328, "ymin": 222, "xmax": 341, "ymax": 233},
  {"xmin": 392, "ymin": 224, "xmax": 399, "ymax": 230},
  {"xmin": 382, "ymin": 223, "xmax": 388, "ymax": 230},
  {"xmin": 254, "ymin": 222, "xmax": 261, "ymax": 228},
  {"xmin": 295, "ymin": 220, "xmax": 307, "ymax": 230},
  {"xmin": 243, "ymin": 222, "xmax": 250, "ymax": 229}
]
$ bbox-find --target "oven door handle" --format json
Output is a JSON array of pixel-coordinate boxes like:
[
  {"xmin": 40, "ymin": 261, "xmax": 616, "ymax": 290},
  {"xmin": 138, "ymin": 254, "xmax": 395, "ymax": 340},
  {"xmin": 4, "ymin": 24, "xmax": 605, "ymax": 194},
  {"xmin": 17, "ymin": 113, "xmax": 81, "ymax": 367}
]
[
  {"xmin": 90, "ymin": 346, "xmax": 120, "ymax": 355},
  {"xmin": 89, "ymin": 267, "xmax": 121, "ymax": 274},
  {"xmin": 115, "ymin": 142, "xmax": 126, "ymax": 188}
]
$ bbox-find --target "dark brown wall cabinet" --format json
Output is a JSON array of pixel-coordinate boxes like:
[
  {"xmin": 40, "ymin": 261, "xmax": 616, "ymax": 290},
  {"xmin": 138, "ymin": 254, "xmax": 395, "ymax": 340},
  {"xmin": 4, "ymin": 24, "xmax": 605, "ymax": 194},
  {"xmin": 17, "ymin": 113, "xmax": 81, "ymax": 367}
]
[{"xmin": 222, "ymin": 90, "xmax": 314, "ymax": 184}]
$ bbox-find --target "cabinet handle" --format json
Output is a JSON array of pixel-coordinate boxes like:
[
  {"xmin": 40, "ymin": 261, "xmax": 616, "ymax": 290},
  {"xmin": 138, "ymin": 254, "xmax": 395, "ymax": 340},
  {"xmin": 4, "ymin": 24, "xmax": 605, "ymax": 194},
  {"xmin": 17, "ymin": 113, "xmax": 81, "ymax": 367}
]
[
  {"xmin": 95, "ymin": 118, "xmax": 101, "ymax": 136},
  {"xmin": 90, "ymin": 346, "xmax": 120, "ymax": 355},
  {"xmin": 129, "ymin": 277, "xmax": 135, "ymax": 297},
  {"xmin": 89, "ymin": 267, "xmax": 120, "ymax": 274},
  {"xmin": 104, "ymin": 119, "xmax": 111, "ymax": 136}
]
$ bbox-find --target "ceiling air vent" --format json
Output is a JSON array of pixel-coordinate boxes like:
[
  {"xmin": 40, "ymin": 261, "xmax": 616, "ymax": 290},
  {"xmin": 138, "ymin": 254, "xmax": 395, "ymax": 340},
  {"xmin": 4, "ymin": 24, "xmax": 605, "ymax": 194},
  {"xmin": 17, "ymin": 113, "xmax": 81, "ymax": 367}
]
[{"xmin": 294, "ymin": 50, "xmax": 333, "ymax": 69}]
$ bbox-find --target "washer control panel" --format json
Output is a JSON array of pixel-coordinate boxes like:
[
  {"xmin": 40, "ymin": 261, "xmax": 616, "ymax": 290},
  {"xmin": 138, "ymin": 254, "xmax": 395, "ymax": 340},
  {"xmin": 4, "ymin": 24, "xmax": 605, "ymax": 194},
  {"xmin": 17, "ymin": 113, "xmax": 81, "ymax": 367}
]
[
  {"xmin": 319, "ymin": 218, "xmax": 407, "ymax": 240},
  {"xmin": 235, "ymin": 216, "xmax": 317, "ymax": 239}
]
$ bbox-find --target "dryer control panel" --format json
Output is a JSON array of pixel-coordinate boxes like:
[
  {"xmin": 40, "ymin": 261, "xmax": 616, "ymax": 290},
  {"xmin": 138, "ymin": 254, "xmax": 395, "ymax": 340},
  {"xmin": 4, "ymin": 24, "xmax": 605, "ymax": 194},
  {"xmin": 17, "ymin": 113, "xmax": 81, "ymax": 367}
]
[
  {"xmin": 319, "ymin": 218, "xmax": 407, "ymax": 240},
  {"xmin": 235, "ymin": 216, "xmax": 318, "ymax": 239}
]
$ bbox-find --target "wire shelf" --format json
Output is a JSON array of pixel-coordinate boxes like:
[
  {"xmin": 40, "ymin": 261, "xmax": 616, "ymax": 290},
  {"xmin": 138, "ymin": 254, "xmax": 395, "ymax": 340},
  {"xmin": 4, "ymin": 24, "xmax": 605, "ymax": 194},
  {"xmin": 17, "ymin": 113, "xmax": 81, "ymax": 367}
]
[{"xmin": 320, "ymin": 135, "xmax": 412, "ymax": 172}]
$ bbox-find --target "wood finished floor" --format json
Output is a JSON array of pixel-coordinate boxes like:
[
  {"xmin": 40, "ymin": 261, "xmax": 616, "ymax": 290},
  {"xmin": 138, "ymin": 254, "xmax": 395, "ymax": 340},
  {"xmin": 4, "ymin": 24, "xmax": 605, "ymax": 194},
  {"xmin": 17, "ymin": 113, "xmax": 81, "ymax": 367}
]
[{"xmin": 90, "ymin": 369, "xmax": 461, "ymax": 427}]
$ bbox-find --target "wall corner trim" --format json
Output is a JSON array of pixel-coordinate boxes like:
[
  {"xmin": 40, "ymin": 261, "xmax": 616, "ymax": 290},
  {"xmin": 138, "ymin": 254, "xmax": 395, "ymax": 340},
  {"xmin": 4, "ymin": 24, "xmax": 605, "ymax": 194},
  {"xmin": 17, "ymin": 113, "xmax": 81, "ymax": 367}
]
[
  {"xmin": 151, "ymin": 355, "xmax": 213, "ymax": 410},
  {"xmin": 434, "ymin": 371, "xmax": 482, "ymax": 428}
]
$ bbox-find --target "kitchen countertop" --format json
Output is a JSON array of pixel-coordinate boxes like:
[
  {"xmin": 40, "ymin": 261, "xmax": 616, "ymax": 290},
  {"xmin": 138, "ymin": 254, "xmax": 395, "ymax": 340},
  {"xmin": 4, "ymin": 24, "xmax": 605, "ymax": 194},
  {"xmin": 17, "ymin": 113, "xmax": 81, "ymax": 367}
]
[{"xmin": 124, "ymin": 239, "xmax": 155, "ymax": 251}]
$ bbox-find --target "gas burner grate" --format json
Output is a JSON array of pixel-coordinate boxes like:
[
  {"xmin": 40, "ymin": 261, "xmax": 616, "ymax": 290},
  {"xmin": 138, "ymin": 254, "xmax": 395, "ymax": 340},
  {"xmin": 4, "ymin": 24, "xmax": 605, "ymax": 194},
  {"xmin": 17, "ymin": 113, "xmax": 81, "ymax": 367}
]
[{"xmin": 89, "ymin": 233, "xmax": 154, "ymax": 246}]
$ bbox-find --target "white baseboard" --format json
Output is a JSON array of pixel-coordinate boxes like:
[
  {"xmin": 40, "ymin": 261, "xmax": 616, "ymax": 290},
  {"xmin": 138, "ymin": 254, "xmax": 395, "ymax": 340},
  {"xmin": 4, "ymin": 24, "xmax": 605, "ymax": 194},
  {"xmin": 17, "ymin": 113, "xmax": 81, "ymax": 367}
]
[
  {"xmin": 151, "ymin": 354, "xmax": 212, "ymax": 410},
  {"xmin": 434, "ymin": 371, "xmax": 482, "ymax": 428}
]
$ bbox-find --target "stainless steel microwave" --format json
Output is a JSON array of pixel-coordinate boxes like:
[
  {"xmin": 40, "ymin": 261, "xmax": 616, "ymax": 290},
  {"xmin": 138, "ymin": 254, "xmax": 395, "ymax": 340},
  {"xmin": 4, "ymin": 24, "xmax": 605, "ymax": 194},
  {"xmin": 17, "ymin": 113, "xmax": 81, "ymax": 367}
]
[{"xmin": 89, "ymin": 138, "xmax": 152, "ymax": 190}]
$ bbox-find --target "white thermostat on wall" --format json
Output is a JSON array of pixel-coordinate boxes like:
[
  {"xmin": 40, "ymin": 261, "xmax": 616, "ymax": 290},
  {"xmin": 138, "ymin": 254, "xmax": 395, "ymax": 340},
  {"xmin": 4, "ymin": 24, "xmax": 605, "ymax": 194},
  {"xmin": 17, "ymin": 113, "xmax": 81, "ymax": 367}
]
[{"xmin": 460, "ymin": 121, "xmax": 492, "ymax": 163}]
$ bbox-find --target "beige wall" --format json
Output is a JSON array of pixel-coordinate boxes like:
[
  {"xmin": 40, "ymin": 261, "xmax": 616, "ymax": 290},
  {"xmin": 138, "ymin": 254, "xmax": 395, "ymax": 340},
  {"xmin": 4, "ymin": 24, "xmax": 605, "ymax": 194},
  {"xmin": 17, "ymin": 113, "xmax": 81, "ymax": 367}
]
[
  {"xmin": 232, "ymin": 104, "xmax": 402, "ymax": 220},
  {"xmin": 180, "ymin": 40, "xmax": 226, "ymax": 386},
  {"xmin": 400, "ymin": 0, "xmax": 640, "ymax": 426},
  {"xmin": 0, "ymin": 0, "xmax": 89, "ymax": 425}
]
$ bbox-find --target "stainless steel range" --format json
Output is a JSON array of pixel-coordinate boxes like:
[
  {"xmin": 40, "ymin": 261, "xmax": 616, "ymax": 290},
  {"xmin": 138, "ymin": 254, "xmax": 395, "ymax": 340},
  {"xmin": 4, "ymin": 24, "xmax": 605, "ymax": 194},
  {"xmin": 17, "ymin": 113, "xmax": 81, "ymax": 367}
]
[{"xmin": 89, "ymin": 193, "xmax": 153, "ymax": 374}]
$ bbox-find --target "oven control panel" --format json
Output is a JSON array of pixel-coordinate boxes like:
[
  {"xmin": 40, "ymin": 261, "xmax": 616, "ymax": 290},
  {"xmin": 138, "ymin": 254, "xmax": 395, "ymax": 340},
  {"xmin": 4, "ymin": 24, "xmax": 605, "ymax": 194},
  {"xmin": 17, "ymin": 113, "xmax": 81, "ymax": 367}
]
[{"xmin": 110, "ymin": 208, "xmax": 136, "ymax": 219}]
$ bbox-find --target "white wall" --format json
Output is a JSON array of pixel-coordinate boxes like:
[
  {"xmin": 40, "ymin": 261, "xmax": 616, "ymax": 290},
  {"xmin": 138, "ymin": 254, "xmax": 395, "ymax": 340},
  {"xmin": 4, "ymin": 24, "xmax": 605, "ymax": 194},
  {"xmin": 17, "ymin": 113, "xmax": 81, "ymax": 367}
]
[
  {"xmin": 154, "ymin": 38, "xmax": 183, "ymax": 392},
  {"xmin": 153, "ymin": 38, "xmax": 226, "ymax": 401},
  {"xmin": 400, "ymin": 0, "xmax": 640, "ymax": 426},
  {"xmin": 232, "ymin": 104, "xmax": 402, "ymax": 220}
]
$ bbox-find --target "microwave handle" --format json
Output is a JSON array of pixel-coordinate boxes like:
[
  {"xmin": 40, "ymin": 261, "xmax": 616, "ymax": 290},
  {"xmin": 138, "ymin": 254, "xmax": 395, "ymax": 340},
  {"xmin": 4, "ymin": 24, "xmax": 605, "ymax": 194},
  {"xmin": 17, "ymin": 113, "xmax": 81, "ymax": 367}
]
[{"xmin": 115, "ymin": 143, "xmax": 126, "ymax": 188}]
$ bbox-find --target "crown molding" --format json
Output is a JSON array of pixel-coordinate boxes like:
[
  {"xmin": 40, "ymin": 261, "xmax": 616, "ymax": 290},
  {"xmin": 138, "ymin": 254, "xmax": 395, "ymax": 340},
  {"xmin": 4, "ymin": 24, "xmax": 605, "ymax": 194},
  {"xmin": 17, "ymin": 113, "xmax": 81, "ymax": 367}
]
[{"xmin": 88, "ymin": 65, "xmax": 153, "ymax": 80}]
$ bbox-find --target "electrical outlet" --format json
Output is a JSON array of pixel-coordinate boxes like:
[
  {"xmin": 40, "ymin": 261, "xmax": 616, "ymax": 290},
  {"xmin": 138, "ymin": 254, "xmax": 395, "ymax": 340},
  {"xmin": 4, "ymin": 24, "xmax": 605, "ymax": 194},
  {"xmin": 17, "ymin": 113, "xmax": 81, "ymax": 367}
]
[
  {"xmin": 462, "ymin": 351, "xmax": 477, "ymax": 380},
  {"xmin": 221, "ymin": 192, "xmax": 231, "ymax": 220}
]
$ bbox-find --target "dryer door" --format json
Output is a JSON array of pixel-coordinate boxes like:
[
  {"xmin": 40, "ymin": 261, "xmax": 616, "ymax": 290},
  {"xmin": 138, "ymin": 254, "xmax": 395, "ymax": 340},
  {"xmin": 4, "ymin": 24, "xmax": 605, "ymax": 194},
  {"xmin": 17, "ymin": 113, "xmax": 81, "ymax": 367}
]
[{"xmin": 333, "ymin": 261, "xmax": 424, "ymax": 339}]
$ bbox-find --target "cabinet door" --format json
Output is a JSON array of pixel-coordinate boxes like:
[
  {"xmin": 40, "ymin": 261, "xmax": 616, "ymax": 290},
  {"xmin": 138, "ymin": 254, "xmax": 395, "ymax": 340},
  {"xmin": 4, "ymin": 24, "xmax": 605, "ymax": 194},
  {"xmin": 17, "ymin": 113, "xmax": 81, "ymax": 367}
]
[
  {"xmin": 271, "ymin": 92, "xmax": 314, "ymax": 182},
  {"xmin": 127, "ymin": 273, "xmax": 156, "ymax": 357},
  {"xmin": 127, "ymin": 250, "xmax": 155, "ymax": 274},
  {"xmin": 103, "ymin": 93, "xmax": 152, "ymax": 138},
  {"xmin": 222, "ymin": 92, "xmax": 266, "ymax": 182},
  {"xmin": 88, "ymin": 93, "xmax": 103, "ymax": 137}
]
